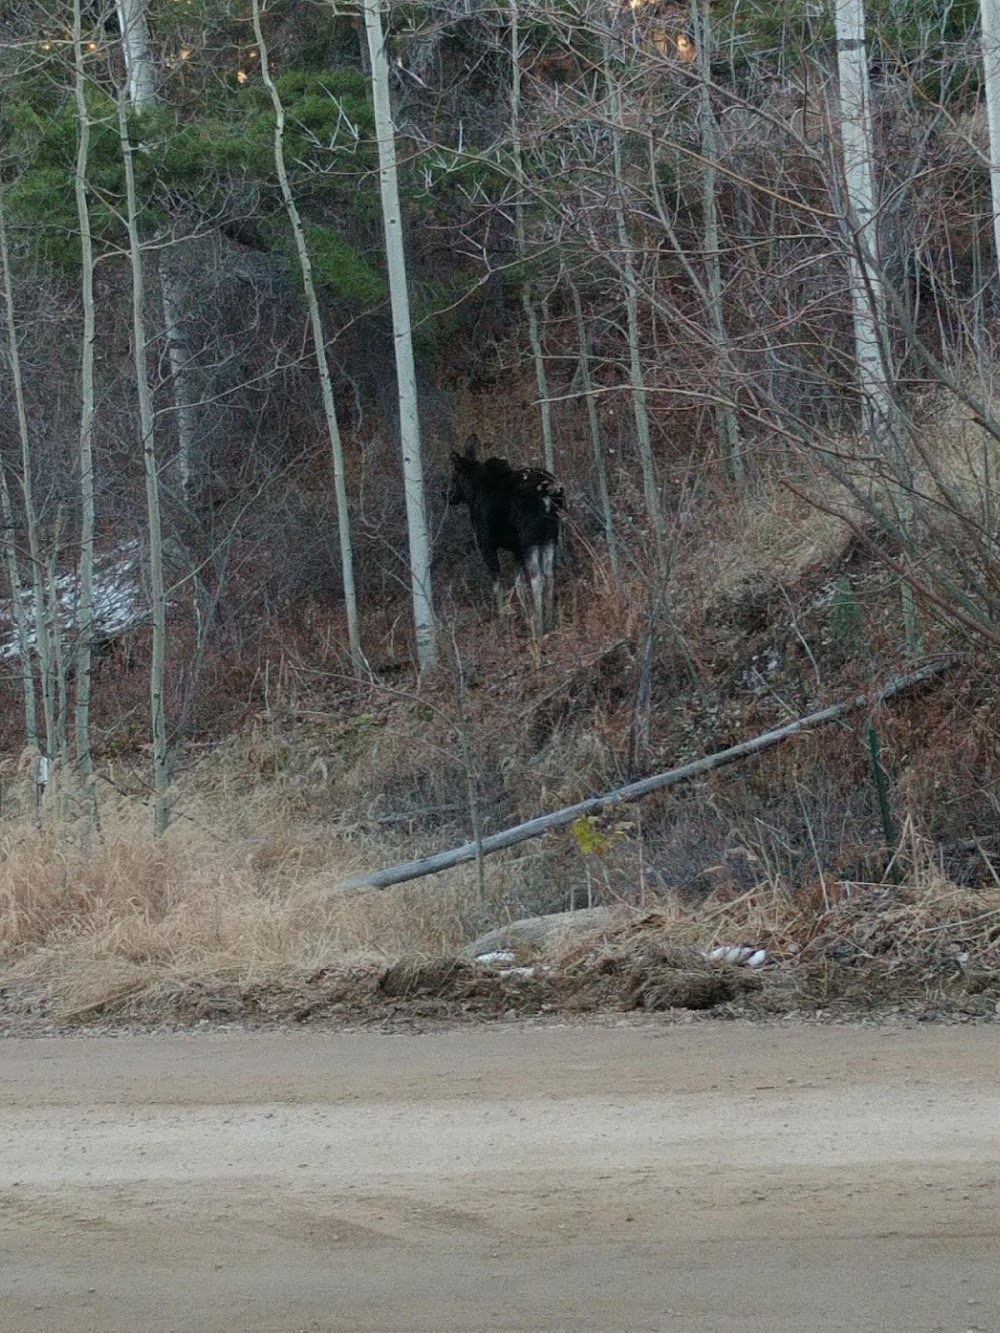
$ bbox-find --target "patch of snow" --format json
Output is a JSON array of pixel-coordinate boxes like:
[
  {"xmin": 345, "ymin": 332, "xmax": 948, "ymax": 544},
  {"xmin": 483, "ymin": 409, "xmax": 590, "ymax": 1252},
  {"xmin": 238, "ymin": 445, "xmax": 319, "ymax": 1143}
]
[
  {"xmin": 474, "ymin": 951, "xmax": 518, "ymax": 966},
  {"xmin": 0, "ymin": 541, "xmax": 147, "ymax": 661}
]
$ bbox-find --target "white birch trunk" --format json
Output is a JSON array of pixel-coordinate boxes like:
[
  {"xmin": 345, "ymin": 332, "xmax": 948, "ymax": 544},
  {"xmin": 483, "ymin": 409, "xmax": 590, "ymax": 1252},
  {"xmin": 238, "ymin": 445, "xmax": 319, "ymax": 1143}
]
[
  {"xmin": 981, "ymin": 0, "xmax": 1000, "ymax": 285},
  {"xmin": 46, "ymin": 507, "xmax": 70, "ymax": 781},
  {"xmin": 523, "ymin": 291, "xmax": 554, "ymax": 471},
  {"xmin": 569, "ymin": 277, "xmax": 618, "ymax": 577},
  {"xmin": 834, "ymin": 0, "xmax": 917, "ymax": 648},
  {"xmin": 834, "ymin": 0, "xmax": 895, "ymax": 442},
  {"xmin": 72, "ymin": 0, "xmax": 98, "ymax": 832},
  {"xmin": 158, "ymin": 251, "xmax": 199, "ymax": 500},
  {"xmin": 116, "ymin": 0, "xmax": 157, "ymax": 106},
  {"xmin": 252, "ymin": 0, "xmax": 364, "ymax": 675},
  {"xmin": 510, "ymin": 0, "xmax": 554, "ymax": 471},
  {"xmin": 604, "ymin": 39, "xmax": 666, "ymax": 570},
  {"xmin": 116, "ymin": 0, "xmax": 197, "ymax": 500},
  {"xmin": 693, "ymin": 0, "xmax": 744, "ymax": 482},
  {"xmin": 0, "ymin": 192, "xmax": 39, "ymax": 748},
  {"xmin": 0, "ymin": 463, "xmax": 36, "ymax": 744},
  {"xmin": 119, "ymin": 91, "xmax": 171, "ymax": 836},
  {"xmin": 363, "ymin": 0, "xmax": 436, "ymax": 672}
]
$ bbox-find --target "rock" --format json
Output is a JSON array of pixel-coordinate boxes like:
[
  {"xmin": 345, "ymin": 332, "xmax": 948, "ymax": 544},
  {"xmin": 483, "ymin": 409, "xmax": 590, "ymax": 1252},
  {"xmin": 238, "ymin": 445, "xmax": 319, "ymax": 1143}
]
[{"xmin": 462, "ymin": 907, "xmax": 620, "ymax": 960}]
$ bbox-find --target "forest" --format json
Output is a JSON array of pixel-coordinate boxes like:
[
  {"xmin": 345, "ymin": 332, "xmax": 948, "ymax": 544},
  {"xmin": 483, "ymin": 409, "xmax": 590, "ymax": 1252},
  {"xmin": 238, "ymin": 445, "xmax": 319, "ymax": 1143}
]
[{"xmin": 1, "ymin": 0, "xmax": 999, "ymax": 1026}]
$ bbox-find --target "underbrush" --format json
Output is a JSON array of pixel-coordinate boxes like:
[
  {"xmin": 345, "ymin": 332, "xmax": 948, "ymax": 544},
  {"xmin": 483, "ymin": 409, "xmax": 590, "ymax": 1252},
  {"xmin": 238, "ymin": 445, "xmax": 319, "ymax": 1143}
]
[
  {"xmin": 2, "ymin": 395, "xmax": 1000, "ymax": 1029},
  {"xmin": 0, "ymin": 818, "xmax": 481, "ymax": 1021},
  {"xmin": 1, "ymin": 802, "xmax": 997, "ymax": 1027}
]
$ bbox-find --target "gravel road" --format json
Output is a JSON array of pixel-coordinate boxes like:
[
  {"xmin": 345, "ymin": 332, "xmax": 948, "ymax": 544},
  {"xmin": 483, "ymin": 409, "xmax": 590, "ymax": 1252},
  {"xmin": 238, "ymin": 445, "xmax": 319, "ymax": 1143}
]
[{"xmin": 2, "ymin": 1022, "xmax": 998, "ymax": 1331}]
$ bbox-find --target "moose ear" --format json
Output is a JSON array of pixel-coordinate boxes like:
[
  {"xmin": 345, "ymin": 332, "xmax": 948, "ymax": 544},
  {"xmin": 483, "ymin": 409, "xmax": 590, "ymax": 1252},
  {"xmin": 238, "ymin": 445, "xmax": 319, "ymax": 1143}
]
[{"xmin": 464, "ymin": 433, "xmax": 480, "ymax": 460}]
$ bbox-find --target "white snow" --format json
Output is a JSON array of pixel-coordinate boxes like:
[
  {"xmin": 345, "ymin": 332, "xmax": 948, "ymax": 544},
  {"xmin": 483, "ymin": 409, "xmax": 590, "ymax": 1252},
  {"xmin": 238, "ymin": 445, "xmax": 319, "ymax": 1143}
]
[{"xmin": 0, "ymin": 540, "xmax": 147, "ymax": 661}]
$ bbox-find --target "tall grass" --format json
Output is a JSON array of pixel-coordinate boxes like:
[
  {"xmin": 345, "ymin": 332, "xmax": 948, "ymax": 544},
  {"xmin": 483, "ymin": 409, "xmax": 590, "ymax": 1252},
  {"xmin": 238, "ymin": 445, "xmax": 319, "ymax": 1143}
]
[{"xmin": 0, "ymin": 807, "xmax": 482, "ymax": 1017}]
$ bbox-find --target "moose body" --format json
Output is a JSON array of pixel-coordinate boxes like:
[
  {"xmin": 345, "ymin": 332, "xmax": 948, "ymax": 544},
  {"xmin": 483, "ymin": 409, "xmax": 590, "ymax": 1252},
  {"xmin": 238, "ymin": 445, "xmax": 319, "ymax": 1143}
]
[{"xmin": 449, "ymin": 437, "xmax": 564, "ymax": 635}]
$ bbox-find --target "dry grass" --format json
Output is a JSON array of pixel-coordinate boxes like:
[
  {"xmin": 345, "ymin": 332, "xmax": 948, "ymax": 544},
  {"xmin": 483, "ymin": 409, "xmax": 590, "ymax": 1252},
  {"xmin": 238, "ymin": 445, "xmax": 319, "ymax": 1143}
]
[
  {"xmin": 545, "ymin": 833, "xmax": 1000, "ymax": 1015},
  {"xmin": 678, "ymin": 473, "xmax": 852, "ymax": 611},
  {"xmin": 674, "ymin": 385, "xmax": 1000, "ymax": 623},
  {"xmin": 3, "ymin": 781, "xmax": 997, "ymax": 1026},
  {"xmin": 0, "ymin": 802, "xmax": 485, "ymax": 1020}
]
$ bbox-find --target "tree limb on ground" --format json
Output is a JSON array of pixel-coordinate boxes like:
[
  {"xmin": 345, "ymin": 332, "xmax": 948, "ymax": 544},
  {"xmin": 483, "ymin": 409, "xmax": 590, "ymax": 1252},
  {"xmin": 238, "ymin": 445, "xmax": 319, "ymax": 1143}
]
[{"xmin": 333, "ymin": 660, "xmax": 953, "ymax": 895}]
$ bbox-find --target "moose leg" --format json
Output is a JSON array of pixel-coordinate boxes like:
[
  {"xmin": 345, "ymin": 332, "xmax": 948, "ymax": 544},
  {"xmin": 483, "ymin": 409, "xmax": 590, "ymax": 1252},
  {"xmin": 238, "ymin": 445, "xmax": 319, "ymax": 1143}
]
[
  {"xmin": 476, "ymin": 542, "xmax": 505, "ymax": 622},
  {"xmin": 541, "ymin": 540, "xmax": 557, "ymax": 633},
  {"xmin": 524, "ymin": 546, "xmax": 545, "ymax": 637}
]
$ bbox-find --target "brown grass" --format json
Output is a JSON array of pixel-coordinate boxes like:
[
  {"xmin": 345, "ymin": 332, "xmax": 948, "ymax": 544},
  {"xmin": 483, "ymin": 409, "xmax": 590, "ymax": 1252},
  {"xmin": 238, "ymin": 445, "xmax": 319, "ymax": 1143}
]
[
  {"xmin": 2, "ymin": 786, "xmax": 997, "ymax": 1026},
  {"xmin": 0, "ymin": 804, "xmax": 486, "ymax": 1020}
]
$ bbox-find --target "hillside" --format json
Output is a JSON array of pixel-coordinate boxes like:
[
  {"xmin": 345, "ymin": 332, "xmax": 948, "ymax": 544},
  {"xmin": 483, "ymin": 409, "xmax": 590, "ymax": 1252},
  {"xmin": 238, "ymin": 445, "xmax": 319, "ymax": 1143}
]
[{"xmin": 1, "ymin": 1, "xmax": 999, "ymax": 1027}]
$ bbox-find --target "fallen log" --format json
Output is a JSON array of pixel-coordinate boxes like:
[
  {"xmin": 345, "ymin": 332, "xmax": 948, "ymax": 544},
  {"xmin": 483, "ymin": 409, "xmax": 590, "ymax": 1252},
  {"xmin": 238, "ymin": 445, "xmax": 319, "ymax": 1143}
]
[{"xmin": 333, "ymin": 659, "xmax": 952, "ymax": 895}]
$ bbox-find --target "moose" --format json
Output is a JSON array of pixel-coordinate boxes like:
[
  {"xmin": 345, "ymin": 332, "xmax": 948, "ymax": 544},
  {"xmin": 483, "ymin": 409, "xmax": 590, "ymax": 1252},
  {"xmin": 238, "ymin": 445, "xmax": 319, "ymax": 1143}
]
[{"xmin": 448, "ymin": 434, "xmax": 565, "ymax": 635}]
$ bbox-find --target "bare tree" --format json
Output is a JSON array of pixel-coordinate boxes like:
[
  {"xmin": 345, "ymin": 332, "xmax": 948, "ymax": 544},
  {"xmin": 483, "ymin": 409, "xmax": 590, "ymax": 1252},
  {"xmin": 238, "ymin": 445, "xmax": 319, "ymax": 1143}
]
[
  {"xmin": 72, "ymin": 0, "xmax": 98, "ymax": 833},
  {"xmin": 115, "ymin": 0, "xmax": 199, "ymax": 500},
  {"xmin": 981, "ymin": 0, "xmax": 1000, "ymax": 286},
  {"xmin": 252, "ymin": 0, "xmax": 364, "ymax": 675},
  {"xmin": 602, "ymin": 30, "xmax": 666, "ymax": 571},
  {"xmin": 568, "ymin": 274, "xmax": 618, "ymax": 576},
  {"xmin": 691, "ymin": 0, "xmax": 743, "ymax": 482},
  {"xmin": 362, "ymin": 0, "xmax": 437, "ymax": 672},
  {"xmin": 0, "ymin": 189, "xmax": 39, "ymax": 750},
  {"xmin": 118, "ymin": 87, "xmax": 170, "ymax": 835},
  {"xmin": 833, "ymin": 0, "xmax": 896, "ymax": 443},
  {"xmin": 510, "ymin": 0, "xmax": 555, "ymax": 472},
  {"xmin": 833, "ymin": 0, "xmax": 919, "ymax": 648}
]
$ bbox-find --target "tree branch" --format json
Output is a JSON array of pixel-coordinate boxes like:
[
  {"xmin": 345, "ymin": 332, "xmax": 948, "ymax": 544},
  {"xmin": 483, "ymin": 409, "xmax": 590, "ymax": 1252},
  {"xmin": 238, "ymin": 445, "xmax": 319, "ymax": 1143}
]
[{"xmin": 333, "ymin": 660, "xmax": 953, "ymax": 894}]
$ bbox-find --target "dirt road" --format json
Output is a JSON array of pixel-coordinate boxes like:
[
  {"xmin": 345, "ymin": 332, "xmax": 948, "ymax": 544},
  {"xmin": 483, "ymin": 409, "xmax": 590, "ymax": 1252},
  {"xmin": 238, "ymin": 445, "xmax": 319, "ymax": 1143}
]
[{"xmin": 1, "ymin": 1022, "xmax": 998, "ymax": 1332}]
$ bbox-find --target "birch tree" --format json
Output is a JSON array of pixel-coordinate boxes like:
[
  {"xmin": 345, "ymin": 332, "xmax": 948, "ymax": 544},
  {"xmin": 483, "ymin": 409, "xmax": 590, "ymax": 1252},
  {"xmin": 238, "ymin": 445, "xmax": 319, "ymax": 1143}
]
[
  {"xmin": 118, "ymin": 89, "xmax": 171, "ymax": 836},
  {"xmin": 252, "ymin": 0, "xmax": 364, "ymax": 675},
  {"xmin": 568, "ymin": 275, "xmax": 618, "ymax": 577},
  {"xmin": 0, "ymin": 189, "xmax": 39, "ymax": 750},
  {"xmin": 116, "ymin": 0, "xmax": 199, "ymax": 500},
  {"xmin": 510, "ymin": 0, "xmax": 554, "ymax": 472},
  {"xmin": 72, "ymin": 0, "xmax": 98, "ymax": 829},
  {"xmin": 362, "ymin": 0, "xmax": 437, "ymax": 672},
  {"xmin": 691, "ymin": 0, "xmax": 743, "ymax": 482},
  {"xmin": 981, "ymin": 0, "xmax": 1000, "ymax": 286},
  {"xmin": 602, "ymin": 32, "xmax": 666, "ymax": 571},
  {"xmin": 833, "ymin": 0, "xmax": 896, "ymax": 443},
  {"xmin": 834, "ymin": 0, "xmax": 917, "ymax": 648}
]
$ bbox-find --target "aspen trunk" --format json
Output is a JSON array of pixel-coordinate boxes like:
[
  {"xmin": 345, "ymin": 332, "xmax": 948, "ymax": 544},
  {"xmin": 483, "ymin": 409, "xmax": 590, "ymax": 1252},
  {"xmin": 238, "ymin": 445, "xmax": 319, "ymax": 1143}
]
[
  {"xmin": 72, "ymin": 0, "xmax": 98, "ymax": 833},
  {"xmin": 510, "ymin": 0, "xmax": 554, "ymax": 471},
  {"xmin": 833, "ymin": 0, "xmax": 895, "ymax": 442},
  {"xmin": 603, "ymin": 37, "xmax": 666, "ymax": 571},
  {"xmin": 834, "ymin": 0, "xmax": 917, "ymax": 648},
  {"xmin": 693, "ymin": 0, "xmax": 744, "ymax": 482},
  {"xmin": 253, "ymin": 0, "xmax": 364, "ymax": 675},
  {"xmin": 119, "ymin": 92, "xmax": 171, "ymax": 836},
  {"xmin": 981, "ymin": 1, "xmax": 1000, "ymax": 287},
  {"xmin": 116, "ymin": 0, "xmax": 198, "ymax": 499},
  {"xmin": 0, "ymin": 193, "xmax": 39, "ymax": 748},
  {"xmin": 362, "ymin": 0, "xmax": 437, "ymax": 672},
  {"xmin": 568, "ymin": 277, "xmax": 618, "ymax": 576}
]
